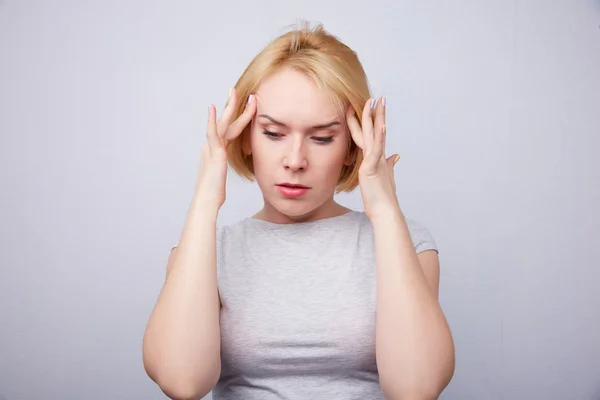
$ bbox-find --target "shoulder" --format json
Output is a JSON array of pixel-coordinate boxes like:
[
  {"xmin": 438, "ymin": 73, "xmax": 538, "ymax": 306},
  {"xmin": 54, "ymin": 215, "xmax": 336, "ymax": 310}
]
[
  {"xmin": 171, "ymin": 218, "xmax": 249, "ymax": 251},
  {"xmin": 404, "ymin": 217, "xmax": 439, "ymax": 254},
  {"xmin": 216, "ymin": 217, "xmax": 252, "ymax": 243},
  {"xmin": 354, "ymin": 211, "xmax": 439, "ymax": 254}
]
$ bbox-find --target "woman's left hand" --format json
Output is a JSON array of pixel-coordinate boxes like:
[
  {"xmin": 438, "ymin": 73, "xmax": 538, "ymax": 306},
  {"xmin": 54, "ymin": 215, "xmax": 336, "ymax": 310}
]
[{"xmin": 347, "ymin": 98, "xmax": 401, "ymax": 219}]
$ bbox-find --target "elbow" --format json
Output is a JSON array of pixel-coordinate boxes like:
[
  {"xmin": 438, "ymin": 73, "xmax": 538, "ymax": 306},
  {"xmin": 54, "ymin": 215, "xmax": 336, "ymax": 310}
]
[
  {"xmin": 143, "ymin": 347, "xmax": 220, "ymax": 400},
  {"xmin": 147, "ymin": 367, "xmax": 220, "ymax": 400},
  {"xmin": 381, "ymin": 382, "xmax": 450, "ymax": 400},
  {"xmin": 157, "ymin": 376, "xmax": 217, "ymax": 400},
  {"xmin": 380, "ymin": 356, "xmax": 456, "ymax": 400},
  {"xmin": 381, "ymin": 383, "xmax": 438, "ymax": 400}
]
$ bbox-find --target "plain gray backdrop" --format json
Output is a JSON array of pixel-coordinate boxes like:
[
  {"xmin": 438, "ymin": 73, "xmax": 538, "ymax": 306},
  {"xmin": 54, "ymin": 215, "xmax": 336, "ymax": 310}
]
[{"xmin": 1, "ymin": 0, "xmax": 599, "ymax": 399}]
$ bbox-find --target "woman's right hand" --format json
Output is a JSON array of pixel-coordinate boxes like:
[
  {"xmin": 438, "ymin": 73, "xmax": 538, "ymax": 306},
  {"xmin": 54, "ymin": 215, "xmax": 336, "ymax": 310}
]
[{"xmin": 194, "ymin": 89, "xmax": 256, "ymax": 209}]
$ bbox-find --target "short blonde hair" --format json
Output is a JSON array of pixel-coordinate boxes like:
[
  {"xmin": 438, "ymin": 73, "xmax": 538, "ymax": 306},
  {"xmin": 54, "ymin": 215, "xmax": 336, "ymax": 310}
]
[{"xmin": 226, "ymin": 21, "xmax": 372, "ymax": 193}]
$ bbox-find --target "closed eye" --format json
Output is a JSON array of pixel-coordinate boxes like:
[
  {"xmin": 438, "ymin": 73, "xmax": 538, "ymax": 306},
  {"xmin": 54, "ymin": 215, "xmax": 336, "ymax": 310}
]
[
  {"xmin": 262, "ymin": 131, "xmax": 334, "ymax": 144},
  {"xmin": 262, "ymin": 130, "xmax": 282, "ymax": 139},
  {"xmin": 313, "ymin": 136, "xmax": 334, "ymax": 144}
]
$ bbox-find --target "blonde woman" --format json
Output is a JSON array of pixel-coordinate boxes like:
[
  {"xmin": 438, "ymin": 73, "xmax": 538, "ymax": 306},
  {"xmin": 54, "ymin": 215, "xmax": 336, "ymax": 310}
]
[{"xmin": 143, "ymin": 22, "xmax": 455, "ymax": 400}]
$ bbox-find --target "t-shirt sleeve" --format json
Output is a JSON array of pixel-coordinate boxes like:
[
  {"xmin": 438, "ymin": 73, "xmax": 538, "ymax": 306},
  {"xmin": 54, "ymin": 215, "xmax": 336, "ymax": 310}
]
[{"xmin": 405, "ymin": 218, "xmax": 439, "ymax": 254}]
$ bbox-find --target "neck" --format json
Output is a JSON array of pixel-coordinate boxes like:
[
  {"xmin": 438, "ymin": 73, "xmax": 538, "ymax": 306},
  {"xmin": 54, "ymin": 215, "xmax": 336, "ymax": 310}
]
[{"xmin": 253, "ymin": 197, "xmax": 352, "ymax": 224}]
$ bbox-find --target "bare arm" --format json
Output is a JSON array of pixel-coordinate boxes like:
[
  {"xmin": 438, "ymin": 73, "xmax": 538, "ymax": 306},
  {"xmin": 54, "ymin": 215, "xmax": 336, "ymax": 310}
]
[
  {"xmin": 345, "ymin": 97, "xmax": 455, "ymax": 399},
  {"xmin": 373, "ymin": 208, "xmax": 455, "ymax": 400},
  {"xmin": 142, "ymin": 90, "xmax": 256, "ymax": 400},
  {"xmin": 142, "ymin": 199, "xmax": 221, "ymax": 400}
]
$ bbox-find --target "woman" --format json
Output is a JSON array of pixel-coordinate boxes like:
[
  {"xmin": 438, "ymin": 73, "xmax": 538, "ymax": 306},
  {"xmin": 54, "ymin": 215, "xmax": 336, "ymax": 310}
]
[{"xmin": 143, "ymin": 22, "xmax": 455, "ymax": 400}]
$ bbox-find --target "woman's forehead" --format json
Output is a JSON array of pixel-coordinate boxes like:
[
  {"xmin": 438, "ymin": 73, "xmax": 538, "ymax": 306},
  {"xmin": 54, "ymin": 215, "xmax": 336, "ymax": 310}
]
[
  {"xmin": 255, "ymin": 68, "xmax": 342, "ymax": 118},
  {"xmin": 256, "ymin": 93, "xmax": 340, "ymax": 123}
]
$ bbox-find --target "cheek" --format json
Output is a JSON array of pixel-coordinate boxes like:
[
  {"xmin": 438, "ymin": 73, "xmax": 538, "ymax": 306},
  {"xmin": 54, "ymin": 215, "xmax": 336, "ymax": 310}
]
[
  {"xmin": 311, "ymin": 143, "xmax": 348, "ymax": 174},
  {"xmin": 328, "ymin": 134, "xmax": 351, "ymax": 159},
  {"xmin": 250, "ymin": 131, "xmax": 278, "ymax": 173}
]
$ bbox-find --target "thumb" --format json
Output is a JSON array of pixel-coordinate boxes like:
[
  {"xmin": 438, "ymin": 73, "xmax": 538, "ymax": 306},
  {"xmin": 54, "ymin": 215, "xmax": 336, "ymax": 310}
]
[{"xmin": 386, "ymin": 154, "xmax": 400, "ymax": 169}]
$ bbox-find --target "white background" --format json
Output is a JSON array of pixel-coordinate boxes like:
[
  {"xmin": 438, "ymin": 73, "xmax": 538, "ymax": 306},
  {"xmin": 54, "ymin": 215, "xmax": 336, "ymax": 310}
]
[{"xmin": 1, "ymin": 0, "xmax": 599, "ymax": 399}]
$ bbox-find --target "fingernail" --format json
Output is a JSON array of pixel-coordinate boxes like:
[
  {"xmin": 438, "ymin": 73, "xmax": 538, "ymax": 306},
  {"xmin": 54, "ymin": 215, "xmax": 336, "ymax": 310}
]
[
  {"xmin": 228, "ymin": 88, "xmax": 233, "ymax": 98},
  {"xmin": 247, "ymin": 94, "xmax": 254, "ymax": 106},
  {"xmin": 371, "ymin": 98, "xmax": 378, "ymax": 110},
  {"xmin": 381, "ymin": 97, "xmax": 386, "ymax": 108},
  {"xmin": 382, "ymin": 124, "xmax": 387, "ymax": 135},
  {"xmin": 394, "ymin": 154, "xmax": 401, "ymax": 165}
]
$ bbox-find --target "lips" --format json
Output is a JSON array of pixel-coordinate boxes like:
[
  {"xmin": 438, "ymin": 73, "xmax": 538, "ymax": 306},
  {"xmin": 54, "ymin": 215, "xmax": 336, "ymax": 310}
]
[
  {"xmin": 277, "ymin": 183, "xmax": 310, "ymax": 189},
  {"xmin": 276, "ymin": 183, "xmax": 311, "ymax": 198}
]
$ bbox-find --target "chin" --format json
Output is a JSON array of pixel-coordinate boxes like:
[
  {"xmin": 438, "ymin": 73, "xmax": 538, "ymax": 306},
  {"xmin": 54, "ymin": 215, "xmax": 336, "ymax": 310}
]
[
  {"xmin": 271, "ymin": 198, "xmax": 317, "ymax": 218},
  {"xmin": 257, "ymin": 180, "xmax": 334, "ymax": 221}
]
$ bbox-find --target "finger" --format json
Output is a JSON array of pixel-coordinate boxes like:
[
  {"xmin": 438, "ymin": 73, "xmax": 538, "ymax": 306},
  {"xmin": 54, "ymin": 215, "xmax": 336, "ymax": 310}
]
[
  {"xmin": 216, "ymin": 88, "xmax": 238, "ymax": 136},
  {"xmin": 361, "ymin": 98, "xmax": 375, "ymax": 154},
  {"xmin": 346, "ymin": 106, "xmax": 364, "ymax": 150},
  {"xmin": 387, "ymin": 154, "xmax": 400, "ymax": 192},
  {"xmin": 206, "ymin": 104, "xmax": 221, "ymax": 150},
  {"xmin": 224, "ymin": 93, "xmax": 257, "ymax": 141},
  {"xmin": 372, "ymin": 98, "xmax": 386, "ymax": 161},
  {"xmin": 386, "ymin": 153, "xmax": 400, "ymax": 168}
]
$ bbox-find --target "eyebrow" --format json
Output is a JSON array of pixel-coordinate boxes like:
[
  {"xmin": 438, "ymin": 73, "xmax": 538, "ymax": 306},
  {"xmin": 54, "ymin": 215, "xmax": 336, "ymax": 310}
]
[{"xmin": 258, "ymin": 114, "xmax": 341, "ymax": 130}]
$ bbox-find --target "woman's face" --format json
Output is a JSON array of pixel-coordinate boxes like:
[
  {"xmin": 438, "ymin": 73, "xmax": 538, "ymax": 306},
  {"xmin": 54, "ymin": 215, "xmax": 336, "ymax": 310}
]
[{"xmin": 246, "ymin": 67, "xmax": 353, "ymax": 222}]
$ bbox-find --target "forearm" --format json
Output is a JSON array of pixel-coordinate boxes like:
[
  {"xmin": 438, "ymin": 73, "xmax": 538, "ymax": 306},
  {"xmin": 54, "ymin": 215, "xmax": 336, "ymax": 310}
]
[
  {"xmin": 143, "ymin": 195, "xmax": 221, "ymax": 399},
  {"xmin": 372, "ymin": 207, "xmax": 454, "ymax": 400}
]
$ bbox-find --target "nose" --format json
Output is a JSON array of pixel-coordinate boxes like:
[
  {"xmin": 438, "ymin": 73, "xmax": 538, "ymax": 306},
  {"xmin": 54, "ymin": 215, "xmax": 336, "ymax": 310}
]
[{"xmin": 282, "ymin": 138, "xmax": 308, "ymax": 171}]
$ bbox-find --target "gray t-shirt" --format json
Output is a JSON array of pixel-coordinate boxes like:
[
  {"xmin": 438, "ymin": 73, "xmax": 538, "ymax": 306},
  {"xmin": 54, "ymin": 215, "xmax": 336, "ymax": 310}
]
[{"xmin": 210, "ymin": 210, "xmax": 438, "ymax": 399}]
